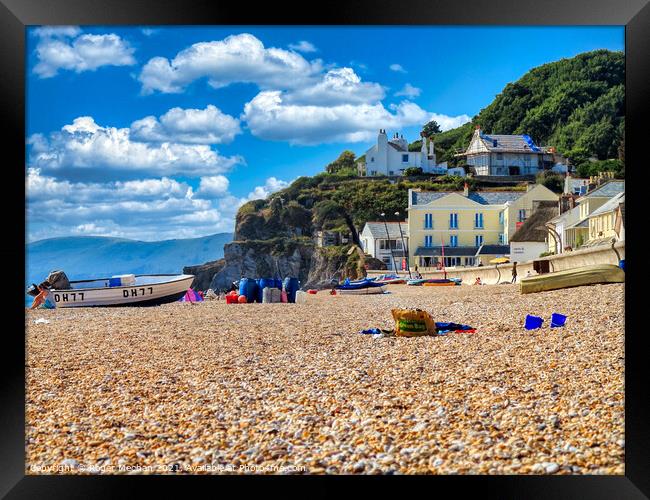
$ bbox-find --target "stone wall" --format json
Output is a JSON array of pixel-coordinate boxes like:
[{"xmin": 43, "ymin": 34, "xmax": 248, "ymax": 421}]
[{"xmin": 368, "ymin": 241, "xmax": 625, "ymax": 285}]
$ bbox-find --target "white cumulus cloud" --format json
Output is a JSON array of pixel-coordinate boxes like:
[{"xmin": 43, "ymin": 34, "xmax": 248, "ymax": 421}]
[
  {"xmin": 130, "ymin": 105, "xmax": 241, "ymax": 145},
  {"xmin": 26, "ymin": 168, "xmax": 236, "ymax": 240},
  {"xmin": 288, "ymin": 40, "xmax": 317, "ymax": 53},
  {"xmin": 389, "ymin": 63, "xmax": 406, "ymax": 73},
  {"xmin": 33, "ymin": 27, "xmax": 136, "ymax": 78},
  {"xmin": 395, "ymin": 83, "xmax": 421, "ymax": 98},
  {"xmin": 246, "ymin": 177, "xmax": 291, "ymax": 200},
  {"xmin": 284, "ymin": 67, "xmax": 385, "ymax": 106},
  {"xmin": 28, "ymin": 116, "xmax": 243, "ymax": 177},
  {"xmin": 139, "ymin": 33, "xmax": 323, "ymax": 94},
  {"xmin": 242, "ymin": 91, "xmax": 432, "ymax": 145},
  {"xmin": 428, "ymin": 112, "xmax": 473, "ymax": 131},
  {"xmin": 197, "ymin": 175, "xmax": 230, "ymax": 198}
]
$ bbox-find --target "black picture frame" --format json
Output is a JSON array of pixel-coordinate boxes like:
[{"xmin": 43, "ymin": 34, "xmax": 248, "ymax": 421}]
[{"xmin": 3, "ymin": 0, "xmax": 648, "ymax": 497}]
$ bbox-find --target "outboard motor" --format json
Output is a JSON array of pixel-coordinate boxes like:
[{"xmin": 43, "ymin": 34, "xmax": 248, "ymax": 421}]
[
  {"xmin": 47, "ymin": 270, "xmax": 71, "ymax": 290},
  {"xmin": 26, "ymin": 283, "xmax": 40, "ymax": 297}
]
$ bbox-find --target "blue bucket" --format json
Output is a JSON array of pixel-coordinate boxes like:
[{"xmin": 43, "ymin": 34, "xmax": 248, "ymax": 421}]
[
  {"xmin": 550, "ymin": 313, "xmax": 567, "ymax": 328},
  {"xmin": 283, "ymin": 277, "xmax": 300, "ymax": 303},
  {"xmin": 524, "ymin": 314, "xmax": 544, "ymax": 330}
]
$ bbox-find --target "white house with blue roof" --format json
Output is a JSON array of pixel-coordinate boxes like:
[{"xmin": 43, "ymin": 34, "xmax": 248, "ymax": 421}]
[
  {"xmin": 407, "ymin": 183, "xmax": 558, "ymax": 269},
  {"xmin": 456, "ymin": 126, "xmax": 567, "ymax": 176}
]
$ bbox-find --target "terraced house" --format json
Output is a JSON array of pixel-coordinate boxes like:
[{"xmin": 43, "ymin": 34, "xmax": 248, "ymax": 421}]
[
  {"xmin": 560, "ymin": 180, "xmax": 625, "ymax": 251},
  {"xmin": 407, "ymin": 183, "xmax": 558, "ymax": 269}
]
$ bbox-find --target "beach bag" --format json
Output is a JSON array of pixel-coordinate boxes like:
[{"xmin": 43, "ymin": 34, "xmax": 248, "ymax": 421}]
[
  {"xmin": 391, "ymin": 308, "xmax": 437, "ymax": 337},
  {"xmin": 47, "ymin": 270, "xmax": 70, "ymax": 290}
]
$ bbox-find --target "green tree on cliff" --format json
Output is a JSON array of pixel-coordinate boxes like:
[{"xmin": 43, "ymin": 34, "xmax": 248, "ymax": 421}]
[
  {"xmin": 325, "ymin": 150, "xmax": 357, "ymax": 175},
  {"xmin": 422, "ymin": 120, "xmax": 441, "ymax": 137},
  {"xmin": 312, "ymin": 200, "xmax": 361, "ymax": 247}
]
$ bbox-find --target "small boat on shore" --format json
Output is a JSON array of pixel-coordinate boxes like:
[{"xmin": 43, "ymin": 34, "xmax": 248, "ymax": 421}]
[
  {"xmin": 520, "ymin": 264, "xmax": 624, "ymax": 294},
  {"xmin": 336, "ymin": 280, "xmax": 386, "ymax": 295},
  {"xmin": 33, "ymin": 274, "xmax": 195, "ymax": 307},
  {"xmin": 376, "ymin": 278, "xmax": 406, "ymax": 285}
]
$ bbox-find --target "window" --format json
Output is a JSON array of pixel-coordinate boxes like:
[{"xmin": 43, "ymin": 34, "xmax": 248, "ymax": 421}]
[
  {"xmin": 424, "ymin": 235, "xmax": 433, "ymax": 248},
  {"xmin": 465, "ymin": 257, "xmax": 475, "ymax": 266},
  {"xmin": 518, "ymin": 209, "xmax": 526, "ymax": 222},
  {"xmin": 382, "ymin": 256, "xmax": 392, "ymax": 265},
  {"xmin": 450, "ymin": 235, "xmax": 458, "ymax": 247},
  {"xmin": 475, "ymin": 234, "xmax": 484, "ymax": 247},
  {"xmin": 402, "ymin": 154, "xmax": 409, "ymax": 163},
  {"xmin": 379, "ymin": 240, "xmax": 400, "ymax": 250},
  {"xmin": 474, "ymin": 213, "xmax": 484, "ymax": 228},
  {"xmin": 444, "ymin": 257, "xmax": 460, "ymax": 267},
  {"xmin": 498, "ymin": 233, "xmax": 504, "ymax": 245},
  {"xmin": 370, "ymin": 157, "xmax": 374, "ymax": 162},
  {"xmin": 389, "ymin": 171, "xmax": 394, "ymax": 176},
  {"xmin": 449, "ymin": 213, "xmax": 458, "ymax": 229},
  {"xmin": 497, "ymin": 153, "xmax": 503, "ymax": 160},
  {"xmin": 499, "ymin": 211, "xmax": 504, "ymax": 224},
  {"xmin": 424, "ymin": 213, "xmax": 433, "ymax": 229}
]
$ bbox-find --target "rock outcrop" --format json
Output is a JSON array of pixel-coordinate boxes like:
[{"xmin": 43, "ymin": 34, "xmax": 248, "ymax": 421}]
[
  {"xmin": 209, "ymin": 240, "xmax": 314, "ymax": 292},
  {"xmin": 183, "ymin": 259, "xmax": 225, "ymax": 291}
]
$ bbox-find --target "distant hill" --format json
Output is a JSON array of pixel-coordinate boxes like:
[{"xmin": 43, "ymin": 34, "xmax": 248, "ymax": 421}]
[{"xmin": 26, "ymin": 233, "xmax": 232, "ymax": 286}]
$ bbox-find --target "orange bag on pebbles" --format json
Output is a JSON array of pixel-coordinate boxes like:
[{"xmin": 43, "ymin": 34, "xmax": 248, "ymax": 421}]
[{"xmin": 391, "ymin": 309, "xmax": 437, "ymax": 337}]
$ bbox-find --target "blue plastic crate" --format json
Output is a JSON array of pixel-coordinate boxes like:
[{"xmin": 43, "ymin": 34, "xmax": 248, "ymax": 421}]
[{"xmin": 109, "ymin": 277, "xmax": 122, "ymax": 287}]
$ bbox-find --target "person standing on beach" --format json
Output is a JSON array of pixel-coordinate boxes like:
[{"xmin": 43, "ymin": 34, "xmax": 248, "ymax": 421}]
[{"xmin": 511, "ymin": 262, "xmax": 518, "ymax": 283}]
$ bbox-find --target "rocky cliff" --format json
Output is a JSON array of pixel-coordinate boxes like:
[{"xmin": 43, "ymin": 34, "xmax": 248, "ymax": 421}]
[
  {"xmin": 209, "ymin": 239, "xmax": 315, "ymax": 291},
  {"xmin": 183, "ymin": 259, "xmax": 225, "ymax": 291}
]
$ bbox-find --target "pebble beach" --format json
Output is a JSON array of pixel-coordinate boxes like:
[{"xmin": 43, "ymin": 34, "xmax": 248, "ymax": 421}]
[{"xmin": 25, "ymin": 283, "xmax": 625, "ymax": 475}]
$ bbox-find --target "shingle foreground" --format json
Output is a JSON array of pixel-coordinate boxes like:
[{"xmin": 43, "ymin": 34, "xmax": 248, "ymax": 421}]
[{"xmin": 26, "ymin": 283, "xmax": 624, "ymax": 475}]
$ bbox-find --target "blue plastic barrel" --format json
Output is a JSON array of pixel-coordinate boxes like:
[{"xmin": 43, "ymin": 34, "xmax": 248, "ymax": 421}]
[
  {"xmin": 258, "ymin": 278, "xmax": 274, "ymax": 302},
  {"xmin": 273, "ymin": 278, "xmax": 283, "ymax": 290},
  {"xmin": 283, "ymin": 277, "xmax": 300, "ymax": 303},
  {"xmin": 239, "ymin": 278, "xmax": 257, "ymax": 303}
]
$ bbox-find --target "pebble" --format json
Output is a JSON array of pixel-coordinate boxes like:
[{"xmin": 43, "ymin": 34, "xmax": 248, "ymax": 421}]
[{"xmin": 25, "ymin": 284, "xmax": 624, "ymax": 475}]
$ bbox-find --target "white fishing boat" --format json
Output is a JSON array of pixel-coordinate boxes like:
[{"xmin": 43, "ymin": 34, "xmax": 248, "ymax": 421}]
[
  {"xmin": 336, "ymin": 285, "xmax": 386, "ymax": 295},
  {"xmin": 45, "ymin": 274, "xmax": 195, "ymax": 308}
]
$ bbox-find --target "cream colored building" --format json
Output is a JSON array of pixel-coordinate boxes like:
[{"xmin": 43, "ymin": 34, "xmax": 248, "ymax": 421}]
[
  {"xmin": 407, "ymin": 183, "xmax": 558, "ymax": 269},
  {"xmin": 563, "ymin": 180, "xmax": 625, "ymax": 251},
  {"xmin": 585, "ymin": 192, "xmax": 625, "ymax": 247}
]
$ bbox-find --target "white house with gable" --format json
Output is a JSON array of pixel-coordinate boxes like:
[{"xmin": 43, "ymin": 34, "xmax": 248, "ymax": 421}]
[{"xmin": 358, "ymin": 130, "xmax": 449, "ymax": 177}]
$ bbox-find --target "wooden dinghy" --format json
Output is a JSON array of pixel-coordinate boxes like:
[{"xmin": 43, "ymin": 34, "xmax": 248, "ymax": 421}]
[
  {"xmin": 46, "ymin": 274, "xmax": 195, "ymax": 307},
  {"xmin": 520, "ymin": 264, "xmax": 624, "ymax": 294}
]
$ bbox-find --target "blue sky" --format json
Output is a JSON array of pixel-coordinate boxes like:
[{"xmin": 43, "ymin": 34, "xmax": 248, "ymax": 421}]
[{"xmin": 26, "ymin": 26, "xmax": 623, "ymax": 242}]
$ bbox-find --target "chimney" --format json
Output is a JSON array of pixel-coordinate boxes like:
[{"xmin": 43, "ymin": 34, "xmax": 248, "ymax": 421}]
[{"xmin": 463, "ymin": 182, "xmax": 469, "ymax": 197}]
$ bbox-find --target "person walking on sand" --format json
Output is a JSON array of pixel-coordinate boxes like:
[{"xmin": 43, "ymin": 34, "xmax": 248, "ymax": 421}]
[
  {"xmin": 511, "ymin": 262, "xmax": 518, "ymax": 284},
  {"xmin": 29, "ymin": 281, "xmax": 56, "ymax": 310}
]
